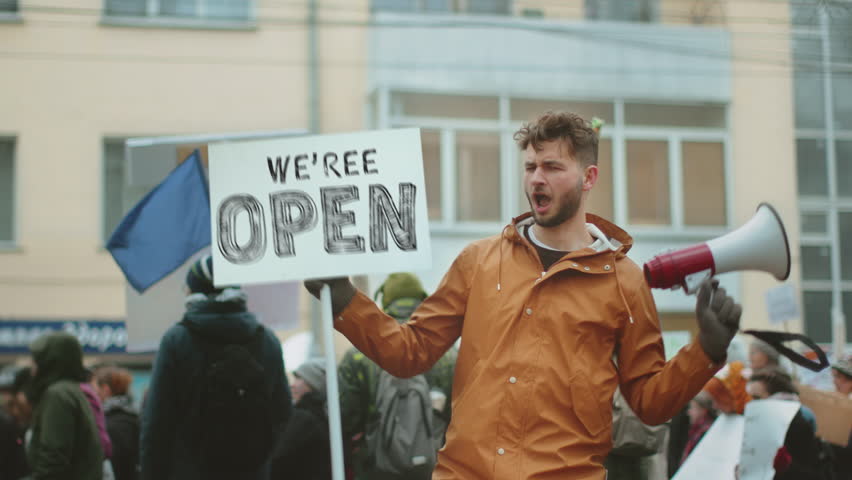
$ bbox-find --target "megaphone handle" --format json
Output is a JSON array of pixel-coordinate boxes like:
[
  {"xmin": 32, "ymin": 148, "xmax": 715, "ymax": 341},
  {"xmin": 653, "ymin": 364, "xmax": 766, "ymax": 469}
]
[
  {"xmin": 683, "ymin": 269, "xmax": 714, "ymax": 294},
  {"xmin": 742, "ymin": 329, "xmax": 831, "ymax": 372}
]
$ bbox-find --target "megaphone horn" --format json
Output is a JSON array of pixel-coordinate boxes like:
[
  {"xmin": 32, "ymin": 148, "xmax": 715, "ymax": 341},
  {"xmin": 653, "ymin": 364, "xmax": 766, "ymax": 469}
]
[{"xmin": 643, "ymin": 202, "xmax": 791, "ymax": 292}]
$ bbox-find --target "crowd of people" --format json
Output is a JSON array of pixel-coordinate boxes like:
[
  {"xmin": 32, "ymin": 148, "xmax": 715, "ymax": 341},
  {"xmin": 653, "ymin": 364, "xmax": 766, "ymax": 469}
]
[
  {"xmin": 1, "ymin": 111, "xmax": 850, "ymax": 480},
  {"xmin": 0, "ymin": 262, "xmax": 458, "ymax": 480}
]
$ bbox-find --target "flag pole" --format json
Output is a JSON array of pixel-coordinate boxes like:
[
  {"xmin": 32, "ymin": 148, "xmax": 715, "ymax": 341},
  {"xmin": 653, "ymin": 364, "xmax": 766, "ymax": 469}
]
[{"xmin": 321, "ymin": 285, "xmax": 346, "ymax": 480}]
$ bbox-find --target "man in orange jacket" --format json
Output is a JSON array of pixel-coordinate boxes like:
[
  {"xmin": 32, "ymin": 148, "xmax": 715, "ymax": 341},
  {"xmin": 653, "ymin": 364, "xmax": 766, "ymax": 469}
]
[{"xmin": 306, "ymin": 111, "xmax": 741, "ymax": 480}]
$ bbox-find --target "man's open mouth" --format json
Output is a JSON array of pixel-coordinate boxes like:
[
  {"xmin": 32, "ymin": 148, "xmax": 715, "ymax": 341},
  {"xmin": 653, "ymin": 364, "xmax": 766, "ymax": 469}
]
[{"xmin": 532, "ymin": 193, "xmax": 551, "ymax": 211}]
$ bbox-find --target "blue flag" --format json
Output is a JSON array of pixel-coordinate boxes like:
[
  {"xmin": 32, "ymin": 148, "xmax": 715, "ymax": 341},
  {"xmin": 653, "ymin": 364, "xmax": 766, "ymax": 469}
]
[{"xmin": 107, "ymin": 150, "xmax": 211, "ymax": 293}]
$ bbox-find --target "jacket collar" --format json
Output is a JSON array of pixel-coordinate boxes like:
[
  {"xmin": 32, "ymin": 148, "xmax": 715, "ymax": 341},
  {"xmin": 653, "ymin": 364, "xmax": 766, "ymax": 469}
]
[{"xmin": 505, "ymin": 212, "xmax": 634, "ymax": 261}]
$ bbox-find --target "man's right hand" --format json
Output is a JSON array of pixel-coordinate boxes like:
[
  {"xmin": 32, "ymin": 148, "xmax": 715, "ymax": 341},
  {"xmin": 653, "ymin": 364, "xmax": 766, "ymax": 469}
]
[{"xmin": 304, "ymin": 277, "xmax": 358, "ymax": 317}]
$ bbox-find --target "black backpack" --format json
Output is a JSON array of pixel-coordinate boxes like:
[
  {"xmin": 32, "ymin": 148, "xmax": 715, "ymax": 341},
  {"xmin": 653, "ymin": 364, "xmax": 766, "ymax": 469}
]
[{"xmin": 181, "ymin": 320, "xmax": 275, "ymax": 472}]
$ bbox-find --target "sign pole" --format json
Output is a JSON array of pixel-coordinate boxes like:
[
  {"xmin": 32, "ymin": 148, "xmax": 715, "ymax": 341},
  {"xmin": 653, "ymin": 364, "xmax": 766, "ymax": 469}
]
[{"xmin": 321, "ymin": 285, "xmax": 346, "ymax": 480}]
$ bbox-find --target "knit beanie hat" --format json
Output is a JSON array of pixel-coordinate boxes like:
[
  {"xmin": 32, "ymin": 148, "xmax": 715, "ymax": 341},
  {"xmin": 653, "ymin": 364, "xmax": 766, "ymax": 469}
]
[
  {"xmin": 294, "ymin": 359, "xmax": 326, "ymax": 396},
  {"xmin": 374, "ymin": 273, "xmax": 428, "ymax": 310},
  {"xmin": 703, "ymin": 361, "xmax": 751, "ymax": 414},
  {"xmin": 186, "ymin": 255, "xmax": 222, "ymax": 295}
]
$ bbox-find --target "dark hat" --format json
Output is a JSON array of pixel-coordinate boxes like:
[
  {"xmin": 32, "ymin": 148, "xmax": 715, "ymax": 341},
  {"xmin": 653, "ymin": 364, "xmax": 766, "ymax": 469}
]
[
  {"xmin": 186, "ymin": 254, "xmax": 221, "ymax": 295},
  {"xmin": 293, "ymin": 359, "xmax": 326, "ymax": 395}
]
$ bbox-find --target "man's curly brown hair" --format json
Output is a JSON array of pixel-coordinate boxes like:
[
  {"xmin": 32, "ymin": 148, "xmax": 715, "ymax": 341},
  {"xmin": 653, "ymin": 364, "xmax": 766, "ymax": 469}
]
[{"xmin": 513, "ymin": 111, "xmax": 599, "ymax": 167}]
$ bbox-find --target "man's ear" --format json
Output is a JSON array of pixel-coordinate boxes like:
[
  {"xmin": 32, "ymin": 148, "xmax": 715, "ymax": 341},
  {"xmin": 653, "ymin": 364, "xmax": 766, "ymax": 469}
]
[{"xmin": 583, "ymin": 165, "xmax": 599, "ymax": 191}]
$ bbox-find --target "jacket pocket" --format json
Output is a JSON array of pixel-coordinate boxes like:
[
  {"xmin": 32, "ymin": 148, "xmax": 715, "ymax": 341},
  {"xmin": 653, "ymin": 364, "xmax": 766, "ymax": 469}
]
[{"xmin": 570, "ymin": 372, "xmax": 608, "ymax": 438}]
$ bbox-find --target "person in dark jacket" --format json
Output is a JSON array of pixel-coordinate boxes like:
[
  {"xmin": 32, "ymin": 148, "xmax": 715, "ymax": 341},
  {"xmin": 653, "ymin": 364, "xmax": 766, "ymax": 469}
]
[
  {"xmin": 270, "ymin": 359, "xmax": 332, "ymax": 480},
  {"xmin": 95, "ymin": 366, "xmax": 140, "ymax": 480},
  {"xmin": 139, "ymin": 254, "xmax": 291, "ymax": 480},
  {"xmin": 746, "ymin": 368, "xmax": 823, "ymax": 480},
  {"xmin": 0, "ymin": 366, "xmax": 30, "ymax": 480},
  {"xmin": 27, "ymin": 332, "xmax": 104, "ymax": 480}
]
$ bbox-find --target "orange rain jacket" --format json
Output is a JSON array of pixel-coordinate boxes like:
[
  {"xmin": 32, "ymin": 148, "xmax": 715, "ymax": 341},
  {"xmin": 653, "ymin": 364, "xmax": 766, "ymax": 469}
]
[{"xmin": 335, "ymin": 213, "xmax": 721, "ymax": 480}]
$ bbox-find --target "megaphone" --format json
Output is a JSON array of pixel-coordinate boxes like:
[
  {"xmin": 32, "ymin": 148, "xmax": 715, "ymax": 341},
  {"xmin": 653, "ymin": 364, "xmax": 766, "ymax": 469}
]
[{"xmin": 643, "ymin": 202, "xmax": 791, "ymax": 293}]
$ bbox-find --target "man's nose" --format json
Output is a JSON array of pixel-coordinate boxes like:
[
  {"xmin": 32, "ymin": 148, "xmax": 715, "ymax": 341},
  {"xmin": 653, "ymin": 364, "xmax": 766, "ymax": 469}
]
[{"xmin": 529, "ymin": 167, "xmax": 545, "ymax": 185}]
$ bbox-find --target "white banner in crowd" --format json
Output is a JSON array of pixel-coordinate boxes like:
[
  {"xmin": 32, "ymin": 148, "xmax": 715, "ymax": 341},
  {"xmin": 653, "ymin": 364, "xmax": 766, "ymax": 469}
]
[
  {"xmin": 208, "ymin": 128, "xmax": 432, "ymax": 286},
  {"xmin": 673, "ymin": 414, "xmax": 744, "ymax": 480},
  {"xmin": 738, "ymin": 399, "xmax": 800, "ymax": 480}
]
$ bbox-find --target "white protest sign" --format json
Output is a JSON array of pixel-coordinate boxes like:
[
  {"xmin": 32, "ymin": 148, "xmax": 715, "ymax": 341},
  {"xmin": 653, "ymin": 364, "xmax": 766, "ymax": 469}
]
[
  {"xmin": 764, "ymin": 283, "xmax": 800, "ymax": 326},
  {"xmin": 673, "ymin": 414, "xmax": 744, "ymax": 480},
  {"xmin": 738, "ymin": 399, "xmax": 800, "ymax": 480},
  {"xmin": 208, "ymin": 128, "xmax": 432, "ymax": 285}
]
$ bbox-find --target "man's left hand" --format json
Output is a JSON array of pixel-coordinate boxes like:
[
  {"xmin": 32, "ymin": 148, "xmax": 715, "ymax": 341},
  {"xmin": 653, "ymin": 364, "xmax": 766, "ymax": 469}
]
[{"xmin": 695, "ymin": 278, "xmax": 742, "ymax": 363}]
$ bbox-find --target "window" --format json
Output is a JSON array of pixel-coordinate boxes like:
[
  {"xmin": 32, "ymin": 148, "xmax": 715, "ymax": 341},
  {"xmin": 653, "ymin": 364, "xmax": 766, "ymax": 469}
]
[
  {"xmin": 372, "ymin": 0, "xmax": 511, "ymax": 15},
  {"xmin": 0, "ymin": 139, "xmax": 14, "ymax": 244},
  {"xmin": 0, "ymin": 0, "xmax": 17, "ymax": 13},
  {"xmin": 624, "ymin": 103, "xmax": 725, "ymax": 129},
  {"xmin": 102, "ymin": 140, "xmax": 127, "ymax": 242},
  {"xmin": 796, "ymin": 139, "xmax": 828, "ymax": 197},
  {"xmin": 792, "ymin": 37, "xmax": 825, "ymax": 129},
  {"xmin": 841, "ymin": 212, "xmax": 852, "ymax": 282},
  {"xmin": 627, "ymin": 140, "xmax": 670, "ymax": 225},
  {"xmin": 682, "ymin": 141, "xmax": 726, "ymax": 226},
  {"xmin": 456, "ymin": 132, "xmax": 500, "ymax": 222},
  {"xmin": 379, "ymin": 91, "xmax": 726, "ymax": 231},
  {"xmin": 105, "ymin": 0, "xmax": 251, "ymax": 21},
  {"xmin": 588, "ymin": 139, "xmax": 613, "ymax": 221},
  {"xmin": 421, "ymin": 130, "xmax": 442, "ymax": 221},
  {"xmin": 801, "ymin": 212, "xmax": 827, "ymax": 234},
  {"xmin": 793, "ymin": 5, "xmax": 852, "ymax": 343},
  {"xmin": 836, "ymin": 141, "xmax": 852, "ymax": 197},
  {"xmin": 511, "ymin": 99, "xmax": 613, "ymax": 125},
  {"xmin": 394, "ymin": 92, "xmax": 499, "ymax": 120},
  {"xmin": 585, "ymin": 0, "xmax": 658, "ymax": 22}
]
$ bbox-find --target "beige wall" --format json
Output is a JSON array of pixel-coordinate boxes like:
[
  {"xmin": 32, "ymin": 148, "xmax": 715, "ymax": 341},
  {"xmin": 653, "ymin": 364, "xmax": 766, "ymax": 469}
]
[
  {"xmin": 0, "ymin": 0, "xmax": 311, "ymax": 320},
  {"xmin": 726, "ymin": 0, "xmax": 802, "ymax": 333},
  {"xmin": 0, "ymin": 0, "xmax": 805, "ymax": 357}
]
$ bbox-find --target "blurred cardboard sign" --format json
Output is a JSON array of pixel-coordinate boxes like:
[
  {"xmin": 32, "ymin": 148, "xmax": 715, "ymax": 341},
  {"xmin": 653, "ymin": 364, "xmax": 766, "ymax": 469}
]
[
  {"xmin": 765, "ymin": 283, "xmax": 800, "ymax": 326},
  {"xmin": 208, "ymin": 128, "xmax": 432, "ymax": 286},
  {"xmin": 798, "ymin": 384, "xmax": 852, "ymax": 446}
]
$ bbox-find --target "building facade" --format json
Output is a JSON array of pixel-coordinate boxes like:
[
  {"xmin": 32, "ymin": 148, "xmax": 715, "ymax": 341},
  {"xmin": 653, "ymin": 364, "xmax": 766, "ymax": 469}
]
[{"xmin": 1, "ymin": 0, "xmax": 834, "ymax": 367}]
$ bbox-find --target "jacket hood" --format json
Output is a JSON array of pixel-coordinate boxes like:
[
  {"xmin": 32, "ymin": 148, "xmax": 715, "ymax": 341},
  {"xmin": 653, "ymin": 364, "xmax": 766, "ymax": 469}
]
[
  {"xmin": 182, "ymin": 289, "xmax": 261, "ymax": 342},
  {"xmin": 506, "ymin": 212, "xmax": 634, "ymax": 258},
  {"xmin": 28, "ymin": 331, "xmax": 87, "ymax": 404},
  {"xmin": 499, "ymin": 212, "xmax": 639, "ymax": 325}
]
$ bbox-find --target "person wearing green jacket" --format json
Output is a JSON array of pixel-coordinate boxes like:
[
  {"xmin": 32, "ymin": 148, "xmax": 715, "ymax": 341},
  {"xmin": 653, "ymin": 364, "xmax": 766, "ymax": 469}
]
[
  {"xmin": 338, "ymin": 273, "xmax": 457, "ymax": 480},
  {"xmin": 27, "ymin": 331, "xmax": 104, "ymax": 480}
]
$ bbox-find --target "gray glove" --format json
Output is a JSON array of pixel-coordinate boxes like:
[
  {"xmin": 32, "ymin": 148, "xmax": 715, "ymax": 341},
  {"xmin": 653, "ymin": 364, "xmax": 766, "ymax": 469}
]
[
  {"xmin": 695, "ymin": 278, "xmax": 742, "ymax": 363},
  {"xmin": 304, "ymin": 277, "xmax": 358, "ymax": 317}
]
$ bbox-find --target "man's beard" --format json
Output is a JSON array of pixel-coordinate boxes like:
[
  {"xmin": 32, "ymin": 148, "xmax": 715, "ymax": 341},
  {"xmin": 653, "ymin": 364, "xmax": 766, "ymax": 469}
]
[{"xmin": 527, "ymin": 178, "xmax": 583, "ymax": 228}]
